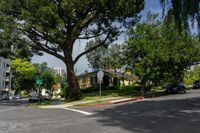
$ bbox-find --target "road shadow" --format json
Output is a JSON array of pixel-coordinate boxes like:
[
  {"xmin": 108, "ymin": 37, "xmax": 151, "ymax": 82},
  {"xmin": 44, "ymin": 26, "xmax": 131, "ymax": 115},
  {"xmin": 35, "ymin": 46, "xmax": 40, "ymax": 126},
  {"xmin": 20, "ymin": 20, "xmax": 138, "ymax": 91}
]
[{"xmin": 92, "ymin": 97, "xmax": 200, "ymax": 133}]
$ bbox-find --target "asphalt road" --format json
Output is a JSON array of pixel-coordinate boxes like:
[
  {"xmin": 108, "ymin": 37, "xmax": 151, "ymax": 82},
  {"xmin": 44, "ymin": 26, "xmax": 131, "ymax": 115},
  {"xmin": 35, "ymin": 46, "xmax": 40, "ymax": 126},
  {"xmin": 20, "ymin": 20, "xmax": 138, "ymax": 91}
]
[{"xmin": 0, "ymin": 90, "xmax": 200, "ymax": 133}]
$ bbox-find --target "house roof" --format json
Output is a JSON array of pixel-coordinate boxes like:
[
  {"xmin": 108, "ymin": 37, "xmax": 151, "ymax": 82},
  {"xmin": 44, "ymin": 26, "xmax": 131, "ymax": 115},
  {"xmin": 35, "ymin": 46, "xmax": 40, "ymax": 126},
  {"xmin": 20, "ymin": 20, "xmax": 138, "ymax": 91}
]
[{"xmin": 77, "ymin": 70, "xmax": 138, "ymax": 80}]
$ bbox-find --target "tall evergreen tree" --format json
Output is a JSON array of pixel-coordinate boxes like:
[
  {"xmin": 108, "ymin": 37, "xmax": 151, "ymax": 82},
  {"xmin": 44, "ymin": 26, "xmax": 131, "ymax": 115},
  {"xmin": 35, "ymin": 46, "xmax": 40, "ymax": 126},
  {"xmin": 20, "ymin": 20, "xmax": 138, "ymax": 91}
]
[{"xmin": 0, "ymin": 0, "xmax": 144, "ymax": 100}]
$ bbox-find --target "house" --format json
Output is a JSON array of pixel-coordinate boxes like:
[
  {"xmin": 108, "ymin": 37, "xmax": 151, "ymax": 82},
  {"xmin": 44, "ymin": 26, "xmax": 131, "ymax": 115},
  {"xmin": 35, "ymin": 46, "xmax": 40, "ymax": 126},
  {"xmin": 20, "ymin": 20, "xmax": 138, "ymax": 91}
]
[
  {"xmin": 77, "ymin": 69, "xmax": 138, "ymax": 89},
  {"xmin": 0, "ymin": 57, "xmax": 11, "ymax": 94}
]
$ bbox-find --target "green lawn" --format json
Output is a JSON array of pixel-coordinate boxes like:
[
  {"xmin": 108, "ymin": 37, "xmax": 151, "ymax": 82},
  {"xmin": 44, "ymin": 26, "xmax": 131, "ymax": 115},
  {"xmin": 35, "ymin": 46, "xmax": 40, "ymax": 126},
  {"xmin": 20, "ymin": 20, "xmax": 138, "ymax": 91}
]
[
  {"xmin": 81, "ymin": 85, "xmax": 166, "ymax": 101},
  {"xmin": 28, "ymin": 85, "xmax": 166, "ymax": 107}
]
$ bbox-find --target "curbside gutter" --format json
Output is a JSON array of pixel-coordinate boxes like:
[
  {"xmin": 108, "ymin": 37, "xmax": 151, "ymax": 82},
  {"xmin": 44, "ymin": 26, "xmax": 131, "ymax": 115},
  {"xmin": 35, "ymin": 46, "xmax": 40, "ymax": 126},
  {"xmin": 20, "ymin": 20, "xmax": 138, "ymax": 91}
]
[
  {"xmin": 38, "ymin": 97, "xmax": 146, "ymax": 109},
  {"xmin": 109, "ymin": 97, "xmax": 145, "ymax": 104}
]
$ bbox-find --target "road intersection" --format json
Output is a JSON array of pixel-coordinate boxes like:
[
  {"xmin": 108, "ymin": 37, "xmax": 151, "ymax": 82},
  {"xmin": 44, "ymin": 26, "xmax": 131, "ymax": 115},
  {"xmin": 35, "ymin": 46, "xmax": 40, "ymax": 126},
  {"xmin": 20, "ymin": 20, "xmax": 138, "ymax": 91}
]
[{"xmin": 0, "ymin": 90, "xmax": 200, "ymax": 133}]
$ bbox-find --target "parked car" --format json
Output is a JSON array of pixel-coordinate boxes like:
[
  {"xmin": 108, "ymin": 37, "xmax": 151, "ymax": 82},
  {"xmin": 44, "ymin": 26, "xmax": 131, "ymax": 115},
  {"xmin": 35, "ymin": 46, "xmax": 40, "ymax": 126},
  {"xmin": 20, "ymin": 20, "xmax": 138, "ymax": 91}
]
[
  {"xmin": 14, "ymin": 94, "xmax": 21, "ymax": 99},
  {"xmin": 164, "ymin": 83, "xmax": 186, "ymax": 94},
  {"xmin": 9, "ymin": 94, "xmax": 17, "ymax": 101},
  {"xmin": 29, "ymin": 93, "xmax": 42, "ymax": 102},
  {"xmin": 193, "ymin": 80, "xmax": 200, "ymax": 89},
  {"xmin": 0, "ymin": 94, "xmax": 10, "ymax": 101}
]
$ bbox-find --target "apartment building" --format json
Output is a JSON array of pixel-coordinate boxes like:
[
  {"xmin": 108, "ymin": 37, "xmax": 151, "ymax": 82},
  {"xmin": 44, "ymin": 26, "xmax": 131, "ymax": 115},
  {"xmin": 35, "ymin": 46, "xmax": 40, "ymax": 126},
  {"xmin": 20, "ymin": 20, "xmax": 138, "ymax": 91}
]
[
  {"xmin": 53, "ymin": 68, "xmax": 66, "ymax": 77},
  {"xmin": 0, "ymin": 57, "xmax": 11, "ymax": 93}
]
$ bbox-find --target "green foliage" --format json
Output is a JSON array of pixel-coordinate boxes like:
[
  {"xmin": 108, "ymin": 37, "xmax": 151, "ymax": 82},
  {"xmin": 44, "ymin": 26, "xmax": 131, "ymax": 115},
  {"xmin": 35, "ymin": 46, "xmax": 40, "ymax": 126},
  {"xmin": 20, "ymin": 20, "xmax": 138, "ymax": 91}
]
[
  {"xmin": 33, "ymin": 62, "xmax": 57, "ymax": 92},
  {"xmin": 123, "ymin": 13, "xmax": 200, "ymax": 87},
  {"xmin": 85, "ymin": 38, "xmax": 108, "ymax": 69},
  {"xmin": 0, "ymin": 13, "xmax": 36, "ymax": 59},
  {"xmin": 0, "ymin": 0, "xmax": 144, "ymax": 100},
  {"xmin": 86, "ymin": 39, "xmax": 122, "ymax": 70},
  {"xmin": 184, "ymin": 66, "xmax": 200, "ymax": 85},
  {"xmin": 81, "ymin": 86, "xmax": 118, "ymax": 94},
  {"xmin": 119, "ymin": 85, "xmax": 151, "ymax": 95},
  {"xmin": 12, "ymin": 58, "xmax": 36, "ymax": 79},
  {"xmin": 160, "ymin": 0, "xmax": 200, "ymax": 33},
  {"xmin": 11, "ymin": 58, "xmax": 36, "ymax": 92}
]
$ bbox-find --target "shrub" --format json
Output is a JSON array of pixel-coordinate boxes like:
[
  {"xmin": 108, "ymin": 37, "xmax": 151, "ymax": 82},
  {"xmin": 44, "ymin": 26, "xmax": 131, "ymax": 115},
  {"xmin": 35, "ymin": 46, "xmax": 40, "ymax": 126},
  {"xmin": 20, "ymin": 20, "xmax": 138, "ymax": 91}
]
[{"xmin": 81, "ymin": 85, "xmax": 118, "ymax": 94}]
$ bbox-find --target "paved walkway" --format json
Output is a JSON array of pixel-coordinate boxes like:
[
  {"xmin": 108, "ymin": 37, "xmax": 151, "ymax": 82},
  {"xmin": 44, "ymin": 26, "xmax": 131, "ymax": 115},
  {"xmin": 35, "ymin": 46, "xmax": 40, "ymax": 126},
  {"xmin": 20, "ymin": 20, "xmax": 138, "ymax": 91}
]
[{"xmin": 40, "ymin": 97, "xmax": 124, "ymax": 109}]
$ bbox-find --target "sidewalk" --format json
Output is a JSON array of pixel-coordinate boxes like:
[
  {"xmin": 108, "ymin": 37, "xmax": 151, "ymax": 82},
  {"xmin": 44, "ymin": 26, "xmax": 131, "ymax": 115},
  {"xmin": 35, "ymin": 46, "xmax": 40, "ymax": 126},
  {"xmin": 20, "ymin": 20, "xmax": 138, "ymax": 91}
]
[{"xmin": 40, "ymin": 96, "xmax": 144, "ymax": 109}]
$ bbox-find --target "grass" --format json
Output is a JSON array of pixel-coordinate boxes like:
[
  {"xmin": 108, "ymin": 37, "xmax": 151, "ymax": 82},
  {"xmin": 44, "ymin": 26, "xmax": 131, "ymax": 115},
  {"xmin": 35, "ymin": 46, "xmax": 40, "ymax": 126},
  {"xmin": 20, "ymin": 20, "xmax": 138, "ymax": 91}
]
[
  {"xmin": 74, "ymin": 100, "xmax": 110, "ymax": 107},
  {"xmin": 81, "ymin": 86, "xmax": 166, "ymax": 101},
  {"xmin": 28, "ymin": 99, "xmax": 65, "ymax": 107},
  {"xmin": 28, "ymin": 86, "xmax": 166, "ymax": 107}
]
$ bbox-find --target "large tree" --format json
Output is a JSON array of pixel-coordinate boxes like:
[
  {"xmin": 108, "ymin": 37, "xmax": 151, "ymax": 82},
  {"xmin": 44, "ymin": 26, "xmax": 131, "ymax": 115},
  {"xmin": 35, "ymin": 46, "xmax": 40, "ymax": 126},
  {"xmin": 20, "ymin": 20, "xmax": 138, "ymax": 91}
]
[
  {"xmin": 0, "ymin": 0, "xmax": 144, "ymax": 100},
  {"xmin": 86, "ymin": 39, "xmax": 122, "ymax": 70},
  {"xmin": 0, "ymin": 15, "xmax": 34, "ymax": 59},
  {"xmin": 123, "ymin": 13, "xmax": 200, "ymax": 95},
  {"xmin": 11, "ymin": 58, "xmax": 36, "ymax": 93},
  {"xmin": 85, "ymin": 38, "xmax": 108, "ymax": 69},
  {"xmin": 34, "ymin": 62, "xmax": 58, "ymax": 97},
  {"xmin": 160, "ymin": 0, "xmax": 200, "ymax": 33}
]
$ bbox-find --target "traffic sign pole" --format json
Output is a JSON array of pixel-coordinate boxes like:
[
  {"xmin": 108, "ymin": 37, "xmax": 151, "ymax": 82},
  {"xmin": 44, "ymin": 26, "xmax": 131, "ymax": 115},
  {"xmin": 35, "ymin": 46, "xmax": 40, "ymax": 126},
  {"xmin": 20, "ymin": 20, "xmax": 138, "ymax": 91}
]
[
  {"xmin": 99, "ymin": 81, "xmax": 101, "ymax": 101},
  {"xmin": 97, "ymin": 71, "xmax": 104, "ymax": 102}
]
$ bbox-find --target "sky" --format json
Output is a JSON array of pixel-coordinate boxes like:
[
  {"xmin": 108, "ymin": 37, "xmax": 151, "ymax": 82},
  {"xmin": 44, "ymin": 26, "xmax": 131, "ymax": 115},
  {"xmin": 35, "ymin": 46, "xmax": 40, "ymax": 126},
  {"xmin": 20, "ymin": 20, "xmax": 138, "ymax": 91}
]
[{"xmin": 31, "ymin": 0, "xmax": 166, "ymax": 75}]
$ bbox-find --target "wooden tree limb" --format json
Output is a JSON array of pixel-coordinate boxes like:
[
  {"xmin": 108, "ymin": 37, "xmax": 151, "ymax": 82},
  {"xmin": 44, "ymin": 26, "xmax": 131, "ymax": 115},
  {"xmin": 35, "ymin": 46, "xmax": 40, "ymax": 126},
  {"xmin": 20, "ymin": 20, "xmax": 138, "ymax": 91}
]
[
  {"xmin": 18, "ymin": 37, "xmax": 65, "ymax": 62},
  {"xmin": 74, "ymin": 31, "xmax": 111, "ymax": 64}
]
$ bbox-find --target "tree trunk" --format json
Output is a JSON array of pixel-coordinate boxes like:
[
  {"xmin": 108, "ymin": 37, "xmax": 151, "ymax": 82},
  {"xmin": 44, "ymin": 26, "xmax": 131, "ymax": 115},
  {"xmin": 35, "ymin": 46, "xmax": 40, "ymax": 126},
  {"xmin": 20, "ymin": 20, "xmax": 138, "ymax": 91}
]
[
  {"xmin": 140, "ymin": 78, "xmax": 146, "ymax": 97},
  {"xmin": 65, "ymin": 61, "xmax": 81, "ymax": 101}
]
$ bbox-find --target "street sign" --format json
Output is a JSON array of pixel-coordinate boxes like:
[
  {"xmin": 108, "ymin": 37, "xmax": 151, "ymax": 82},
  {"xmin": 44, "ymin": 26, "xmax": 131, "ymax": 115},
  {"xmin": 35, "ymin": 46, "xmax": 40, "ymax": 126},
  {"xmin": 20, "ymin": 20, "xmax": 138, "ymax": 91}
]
[
  {"xmin": 36, "ymin": 78, "xmax": 43, "ymax": 85},
  {"xmin": 97, "ymin": 71, "xmax": 104, "ymax": 81}
]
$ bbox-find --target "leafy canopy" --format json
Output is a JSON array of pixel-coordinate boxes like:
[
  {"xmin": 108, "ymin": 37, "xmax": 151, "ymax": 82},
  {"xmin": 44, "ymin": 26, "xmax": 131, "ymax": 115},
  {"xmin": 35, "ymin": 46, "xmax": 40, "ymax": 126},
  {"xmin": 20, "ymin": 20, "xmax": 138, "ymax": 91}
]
[
  {"xmin": 11, "ymin": 58, "xmax": 36, "ymax": 92},
  {"xmin": 123, "ymin": 13, "xmax": 200, "ymax": 86},
  {"xmin": 160, "ymin": 0, "xmax": 200, "ymax": 33},
  {"xmin": 0, "ymin": 0, "xmax": 144, "ymax": 100},
  {"xmin": 86, "ymin": 38, "xmax": 122, "ymax": 70}
]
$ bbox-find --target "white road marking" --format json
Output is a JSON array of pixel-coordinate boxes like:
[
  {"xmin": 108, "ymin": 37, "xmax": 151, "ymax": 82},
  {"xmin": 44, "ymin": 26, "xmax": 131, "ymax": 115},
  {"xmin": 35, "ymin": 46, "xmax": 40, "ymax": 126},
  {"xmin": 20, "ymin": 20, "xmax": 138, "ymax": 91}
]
[{"xmin": 64, "ymin": 108, "xmax": 93, "ymax": 115}]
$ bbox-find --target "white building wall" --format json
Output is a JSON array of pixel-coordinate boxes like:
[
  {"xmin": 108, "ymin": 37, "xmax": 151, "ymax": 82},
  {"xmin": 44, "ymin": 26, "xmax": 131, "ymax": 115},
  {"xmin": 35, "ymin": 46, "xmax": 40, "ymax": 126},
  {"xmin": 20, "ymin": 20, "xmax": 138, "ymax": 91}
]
[
  {"xmin": 53, "ymin": 68, "xmax": 66, "ymax": 77},
  {"xmin": 0, "ymin": 57, "xmax": 11, "ymax": 92}
]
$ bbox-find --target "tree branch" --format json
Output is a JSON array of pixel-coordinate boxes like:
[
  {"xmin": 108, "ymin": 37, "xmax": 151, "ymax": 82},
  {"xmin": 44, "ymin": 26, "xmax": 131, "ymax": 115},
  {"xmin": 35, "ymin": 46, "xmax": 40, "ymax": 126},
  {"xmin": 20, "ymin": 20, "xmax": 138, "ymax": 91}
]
[
  {"xmin": 77, "ymin": 28, "xmax": 110, "ymax": 40},
  {"xmin": 74, "ymin": 31, "xmax": 111, "ymax": 64},
  {"xmin": 18, "ymin": 37, "xmax": 65, "ymax": 62}
]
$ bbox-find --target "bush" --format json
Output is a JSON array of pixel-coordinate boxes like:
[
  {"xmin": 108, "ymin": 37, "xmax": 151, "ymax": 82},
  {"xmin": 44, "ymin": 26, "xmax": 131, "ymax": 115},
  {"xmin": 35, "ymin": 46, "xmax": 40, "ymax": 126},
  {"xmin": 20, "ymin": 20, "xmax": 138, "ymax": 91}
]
[
  {"xmin": 118, "ymin": 85, "xmax": 152, "ymax": 95},
  {"xmin": 118, "ymin": 85, "xmax": 140, "ymax": 95},
  {"xmin": 81, "ymin": 85, "xmax": 119, "ymax": 94}
]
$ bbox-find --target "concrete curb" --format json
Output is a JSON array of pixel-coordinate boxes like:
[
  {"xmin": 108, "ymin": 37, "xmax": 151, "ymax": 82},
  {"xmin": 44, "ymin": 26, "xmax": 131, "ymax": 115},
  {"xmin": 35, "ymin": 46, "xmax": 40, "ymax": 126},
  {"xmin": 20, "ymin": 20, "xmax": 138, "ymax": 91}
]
[
  {"xmin": 39, "ymin": 97, "xmax": 122, "ymax": 109},
  {"xmin": 39, "ymin": 97, "xmax": 146, "ymax": 109},
  {"xmin": 109, "ymin": 97, "xmax": 145, "ymax": 104}
]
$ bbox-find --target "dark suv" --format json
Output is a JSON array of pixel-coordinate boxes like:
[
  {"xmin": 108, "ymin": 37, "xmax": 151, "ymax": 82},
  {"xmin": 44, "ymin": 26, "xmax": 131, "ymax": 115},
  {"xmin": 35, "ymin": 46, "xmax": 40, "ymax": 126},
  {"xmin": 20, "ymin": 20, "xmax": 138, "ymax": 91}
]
[
  {"xmin": 193, "ymin": 80, "xmax": 200, "ymax": 89},
  {"xmin": 164, "ymin": 83, "xmax": 186, "ymax": 94}
]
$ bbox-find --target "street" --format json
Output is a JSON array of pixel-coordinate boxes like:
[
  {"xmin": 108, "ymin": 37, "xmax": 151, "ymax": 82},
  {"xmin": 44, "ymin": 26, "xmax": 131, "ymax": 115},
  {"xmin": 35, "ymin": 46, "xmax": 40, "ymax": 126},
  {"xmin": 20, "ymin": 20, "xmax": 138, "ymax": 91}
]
[{"xmin": 0, "ymin": 90, "xmax": 200, "ymax": 133}]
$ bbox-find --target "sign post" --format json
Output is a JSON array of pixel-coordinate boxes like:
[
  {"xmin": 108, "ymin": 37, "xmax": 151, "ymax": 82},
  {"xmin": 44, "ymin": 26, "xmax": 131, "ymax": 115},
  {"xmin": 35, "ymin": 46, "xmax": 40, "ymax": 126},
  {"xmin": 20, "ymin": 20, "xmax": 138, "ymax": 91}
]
[
  {"xmin": 97, "ymin": 70, "xmax": 104, "ymax": 101},
  {"xmin": 36, "ymin": 78, "xmax": 43, "ymax": 102},
  {"xmin": 36, "ymin": 78, "xmax": 43, "ymax": 86}
]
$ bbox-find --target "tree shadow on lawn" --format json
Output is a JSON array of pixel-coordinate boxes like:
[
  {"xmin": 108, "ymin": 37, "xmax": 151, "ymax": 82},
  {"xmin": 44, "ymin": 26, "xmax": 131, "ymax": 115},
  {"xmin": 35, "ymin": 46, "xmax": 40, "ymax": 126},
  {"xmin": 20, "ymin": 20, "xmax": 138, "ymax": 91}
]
[{"xmin": 92, "ymin": 97, "xmax": 200, "ymax": 133}]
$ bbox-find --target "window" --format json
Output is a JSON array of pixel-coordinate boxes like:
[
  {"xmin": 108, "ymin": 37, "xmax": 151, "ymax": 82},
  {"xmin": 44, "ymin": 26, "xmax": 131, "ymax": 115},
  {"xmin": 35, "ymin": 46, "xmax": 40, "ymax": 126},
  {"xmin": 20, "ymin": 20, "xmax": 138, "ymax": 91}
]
[
  {"xmin": 3, "ymin": 72, "xmax": 5, "ymax": 77},
  {"xmin": 82, "ymin": 77, "xmax": 87, "ymax": 84},
  {"xmin": 90, "ymin": 77, "xmax": 97, "ymax": 85},
  {"xmin": 2, "ymin": 81, "xmax": 5, "ymax": 88}
]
